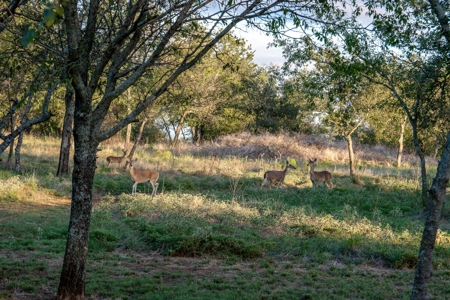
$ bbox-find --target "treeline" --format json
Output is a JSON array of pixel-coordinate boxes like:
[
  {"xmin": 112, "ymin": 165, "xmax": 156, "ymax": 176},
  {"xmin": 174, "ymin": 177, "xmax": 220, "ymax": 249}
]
[{"xmin": 2, "ymin": 27, "xmax": 445, "ymax": 162}]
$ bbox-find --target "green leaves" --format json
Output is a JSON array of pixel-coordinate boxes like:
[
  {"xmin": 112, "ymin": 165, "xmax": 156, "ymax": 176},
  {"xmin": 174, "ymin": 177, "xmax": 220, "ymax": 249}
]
[
  {"xmin": 21, "ymin": 29, "xmax": 36, "ymax": 47},
  {"xmin": 21, "ymin": 1, "xmax": 64, "ymax": 47},
  {"xmin": 43, "ymin": 8, "xmax": 58, "ymax": 27}
]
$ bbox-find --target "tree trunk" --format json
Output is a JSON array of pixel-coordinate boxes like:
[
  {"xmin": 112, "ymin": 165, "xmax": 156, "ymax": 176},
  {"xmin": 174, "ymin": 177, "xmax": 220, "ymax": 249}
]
[
  {"xmin": 200, "ymin": 124, "xmax": 205, "ymax": 144},
  {"xmin": 57, "ymin": 142, "xmax": 97, "ymax": 299},
  {"xmin": 126, "ymin": 122, "xmax": 132, "ymax": 147},
  {"xmin": 341, "ymin": 118, "xmax": 364, "ymax": 178},
  {"xmin": 7, "ymin": 110, "xmax": 14, "ymax": 165},
  {"xmin": 397, "ymin": 116, "xmax": 407, "ymax": 167},
  {"xmin": 123, "ymin": 118, "xmax": 147, "ymax": 171},
  {"xmin": 417, "ymin": 148, "xmax": 428, "ymax": 207},
  {"xmin": 410, "ymin": 120, "xmax": 428, "ymax": 207},
  {"xmin": 57, "ymin": 88, "xmax": 75, "ymax": 176},
  {"xmin": 14, "ymin": 92, "xmax": 33, "ymax": 173},
  {"xmin": 0, "ymin": 80, "xmax": 54, "ymax": 155},
  {"xmin": 192, "ymin": 125, "xmax": 198, "ymax": 144},
  {"xmin": 14, "ymin": 131, "xmax": 23, "ymax": 172},
  {"xmin": 193, "ymin": 124, "xmax": 205, "ymax": 145},
  {"xmin": 160, "ymin": 117, "xmax": 172, "ymax": 143},
  {"xmin": 126, "ymin": 92, "xmax": 132, "ymax": 148},
  {"xmin": 57, "ymin": 96, "xmax": 99, "ymax": 300},
  {"xmin": 411, "ymin": 131, "xmax": 450, "ymax": 299},
  {"xmin": 172, "ymin": 111, "xmax": 189, "ymax": 146},
  {"xmin": 345, "ymin": 134, "xmax": 355, "ymax": 177}
]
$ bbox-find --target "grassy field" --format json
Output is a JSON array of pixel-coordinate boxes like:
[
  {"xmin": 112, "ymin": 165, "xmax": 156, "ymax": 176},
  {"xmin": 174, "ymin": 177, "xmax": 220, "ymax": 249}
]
[{"xmin": 1, "ymin": 133, "xmax": 450, "ymax": 300}]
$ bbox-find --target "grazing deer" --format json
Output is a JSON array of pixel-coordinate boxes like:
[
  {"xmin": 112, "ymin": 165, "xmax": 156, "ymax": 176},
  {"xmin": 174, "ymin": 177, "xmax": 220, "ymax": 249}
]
[
  {"xmin": 128, "ymin": 159, "xmax": 159, "ymax": 196},
  {"xmin": 261, "ymin": 160, "xmax": 296, "ymax": 188},
  {"xmin": 106, "ymin": 149, "xmax": 128, "ymax": 167},
  {"xmin": 307, "ymin": 158, "xmax": 333, "ymax": 188}
]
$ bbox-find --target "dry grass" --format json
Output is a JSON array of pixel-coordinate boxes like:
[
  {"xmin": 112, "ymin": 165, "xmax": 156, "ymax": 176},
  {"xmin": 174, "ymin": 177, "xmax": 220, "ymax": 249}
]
[
  {"xmin": 1, "ymin": 133, "xmax": 449, "ymax": 300},
  {"xmin": 153, "ymin": 132, "xmax": 437, "ymax": 169}
]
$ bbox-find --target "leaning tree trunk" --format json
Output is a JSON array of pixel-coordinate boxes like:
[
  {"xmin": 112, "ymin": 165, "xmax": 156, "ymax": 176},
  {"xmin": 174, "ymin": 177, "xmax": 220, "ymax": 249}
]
[
  {"xmin": 397, "ymin": 116, "xmax": 407, "ymax": 168},
  {"xmin": 57, "ymin": 99, "xmax": 99, "ymax": 299},
  {"xmin": 57, "ymin": 87, "xmax": 75, "ymax": 176},
  {"xmin": 0, "ymin": 79, "xmax": 54, "ymax": 155},
  {"xmin": 411, "ymin": 131, "xmax": 450, "ymax": 299},
  {"xmin": 172, "ymin": 110, "xmax": 189, "ymax": 147},
  {"xmin": 123, "ymin": 118, "xmax": 147, "ymax": 171},
  {"xmin": 14, "ymin": 92, "xmax": 33, "ymax": 173},
  {"xmin": 342, "ymin": 118, "xmax": 364, "ymax": 178},
  {"xmin": 345, "ymin": 134, "xmax": 355, "ymax": 177}
]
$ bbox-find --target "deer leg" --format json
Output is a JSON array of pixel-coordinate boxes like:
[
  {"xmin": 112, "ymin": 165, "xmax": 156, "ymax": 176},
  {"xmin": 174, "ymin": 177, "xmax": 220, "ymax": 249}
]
[
  {"xmin": 132, "ymin": 182, "xmax": 138, "ymax": 195},
  {"xmin": 261, "ymin": 178, "xmax": 267, "ymax": 187},
  {"xmin": 153, "ymin": 182, "xmax": 159, "ymax": 196},
  {"xmin": 149, "ymin": 181, "xmax": 155, "ymax": 196},
  {"xmin": 154, "ymin": 182, "xmax": 159, "ymax": 196}
]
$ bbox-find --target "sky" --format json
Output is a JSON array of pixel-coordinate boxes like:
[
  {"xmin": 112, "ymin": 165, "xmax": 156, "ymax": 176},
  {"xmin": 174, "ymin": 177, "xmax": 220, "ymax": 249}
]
[
  {"xmin": 232, "ymin": 1, "xmax": 373, "ymax": 67},
  {"xmin": 234, "ymin": 28, "xmax": 285, "ymax": 67}
]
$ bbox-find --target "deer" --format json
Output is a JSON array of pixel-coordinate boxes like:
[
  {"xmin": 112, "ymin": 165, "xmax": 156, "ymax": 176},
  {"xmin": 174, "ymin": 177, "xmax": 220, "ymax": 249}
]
[
  {"xmin": 106, "ymin": 149, "xmax": 128, "ymax": 167},
  {"xmin": 307, "ymin": 158, "xmax": 333, "ymax": 188},
  {"xmin": 128, "ymin": 159, "xmax": 159, "ymax": 196},
  {"xmin": 261, "ymin": 160, "xmax": 296, "ymax": 188}
]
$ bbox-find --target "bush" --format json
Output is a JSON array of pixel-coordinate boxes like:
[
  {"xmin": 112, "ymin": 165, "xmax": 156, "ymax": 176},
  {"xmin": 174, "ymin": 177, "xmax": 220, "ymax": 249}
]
[
  {"xmin": 89, "ymin": 229, "xmax": 119, "ymax": 252},
  {"xmin": 124, "ymin": 217, "xmax": 266, "ymax": 258}
]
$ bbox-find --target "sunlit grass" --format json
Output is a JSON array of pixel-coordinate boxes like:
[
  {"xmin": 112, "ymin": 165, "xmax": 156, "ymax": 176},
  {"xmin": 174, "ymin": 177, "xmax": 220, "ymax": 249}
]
[{"xmin": 0, "ymin": 134, "xmax": 449, "ymax": 299}]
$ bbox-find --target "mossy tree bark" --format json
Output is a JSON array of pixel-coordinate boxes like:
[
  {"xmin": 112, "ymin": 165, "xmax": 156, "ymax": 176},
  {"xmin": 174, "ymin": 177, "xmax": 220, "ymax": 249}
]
[
  {"xmin": 411, "ymin": 131, "xmax": 450, "ymax": 299},
  {"xmin": 57, "ymin": 87, "xmax": 75, "ymax": 177},
  {"xmin": 411, "ymin": 2, "xmax": 450, "ymax": 298}
]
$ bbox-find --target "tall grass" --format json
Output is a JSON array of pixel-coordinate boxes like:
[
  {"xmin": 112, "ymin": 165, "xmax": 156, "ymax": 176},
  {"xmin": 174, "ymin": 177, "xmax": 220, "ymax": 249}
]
[{"xmin": 0, "ymin": 133, "xmax": 449, "ymax": 299}]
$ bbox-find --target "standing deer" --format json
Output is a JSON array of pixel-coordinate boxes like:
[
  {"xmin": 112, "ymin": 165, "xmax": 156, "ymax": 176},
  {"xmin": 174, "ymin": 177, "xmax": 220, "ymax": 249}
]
[
  {"xmin": 128, "ymin": 159, "xmax": 159, "ymax": 196},
  {"xmin": 307, "ymin": 158, "xmax": 333, "ymax": 188},
  {"xmin": 106, "ymin": 149, "xmax": 128, "ymax": 167},
  {"xmin": 261, "ymin": 160, "xmax": 296, "ymax": 188}
]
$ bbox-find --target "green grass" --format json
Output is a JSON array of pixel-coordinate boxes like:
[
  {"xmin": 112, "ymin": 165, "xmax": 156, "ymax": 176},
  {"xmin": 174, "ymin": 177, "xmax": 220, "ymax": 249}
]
[{"xmin": 0, "ymin": 137, "xmax": 449, "ymax": 299}]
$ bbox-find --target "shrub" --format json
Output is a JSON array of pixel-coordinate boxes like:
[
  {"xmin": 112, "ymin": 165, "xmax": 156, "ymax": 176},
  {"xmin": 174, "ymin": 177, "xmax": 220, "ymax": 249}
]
[
  {"xmin": 124, "ymin": 217, "xmax": 266, "ymax": 258},
  {"xmin": 89, "ymin": 229, "xmax": 119, "ymax": 252}
]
